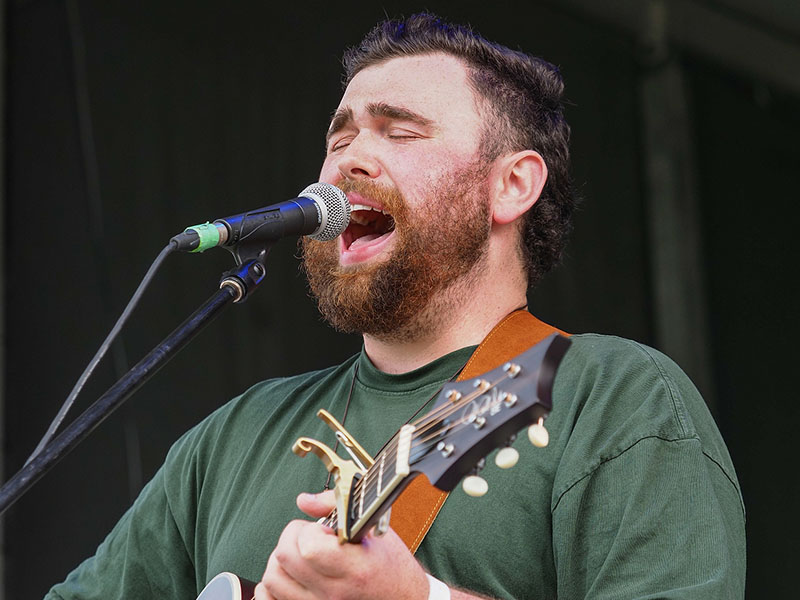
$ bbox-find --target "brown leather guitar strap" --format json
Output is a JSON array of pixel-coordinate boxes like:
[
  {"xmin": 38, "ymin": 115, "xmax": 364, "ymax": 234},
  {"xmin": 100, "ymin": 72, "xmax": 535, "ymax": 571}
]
[{"xmin": 389, "ymin": 310, "xmax": 568, "ymax": 553}]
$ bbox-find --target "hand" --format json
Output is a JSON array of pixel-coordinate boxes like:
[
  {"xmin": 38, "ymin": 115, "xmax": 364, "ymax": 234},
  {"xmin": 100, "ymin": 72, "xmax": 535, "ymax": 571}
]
[{"xmin": 255, "ymin": 491, "xmax": 430, "ymax": 600}]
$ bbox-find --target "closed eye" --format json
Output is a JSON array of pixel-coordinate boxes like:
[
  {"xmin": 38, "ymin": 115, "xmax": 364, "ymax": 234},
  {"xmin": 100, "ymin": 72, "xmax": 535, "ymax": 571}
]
[
  {"xmin": 387, "ymin": 128, "xmax": 425, "ymax": 141},
  {"xmin": 328, "ymin": 137, "xmax": 353, "ymax": 153}
]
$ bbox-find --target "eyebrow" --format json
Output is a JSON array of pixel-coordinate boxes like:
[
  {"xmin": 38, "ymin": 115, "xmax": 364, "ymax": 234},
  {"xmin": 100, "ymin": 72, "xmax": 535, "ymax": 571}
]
[{"xmin": 325, "ymin": 102, "xmax": 435, "ymax": 146}]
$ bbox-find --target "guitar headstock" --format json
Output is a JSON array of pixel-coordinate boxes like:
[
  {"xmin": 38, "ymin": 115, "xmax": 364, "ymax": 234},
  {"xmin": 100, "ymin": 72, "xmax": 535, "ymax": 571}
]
[{"xmin": 407, "ymin": 333, "xmax": 570, "ymax": 495}]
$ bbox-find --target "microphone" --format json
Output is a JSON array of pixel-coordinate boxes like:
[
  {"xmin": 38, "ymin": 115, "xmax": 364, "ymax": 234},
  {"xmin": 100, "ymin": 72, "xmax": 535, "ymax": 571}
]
[{"xmin": 171, "ymin": 182, "xmax": 351, "ymax": 253}]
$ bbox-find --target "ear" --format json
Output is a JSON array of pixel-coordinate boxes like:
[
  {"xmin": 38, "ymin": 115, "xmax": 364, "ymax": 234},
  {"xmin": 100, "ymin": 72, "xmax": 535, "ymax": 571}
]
[{"xmin": 489, "ymin": 151, "xmax": 548, "ymax": 225}]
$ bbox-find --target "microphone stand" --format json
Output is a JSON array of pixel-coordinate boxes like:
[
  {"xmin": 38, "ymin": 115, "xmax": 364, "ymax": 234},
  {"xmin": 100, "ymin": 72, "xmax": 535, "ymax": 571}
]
[{"xmin": 0, "ymin": 258, "xmax": 268, "ymax": 515}]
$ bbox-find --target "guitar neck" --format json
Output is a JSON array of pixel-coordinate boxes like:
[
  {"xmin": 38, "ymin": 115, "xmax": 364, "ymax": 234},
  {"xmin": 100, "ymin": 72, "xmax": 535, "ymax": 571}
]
[{"xmin": 321, "ymin": 424, "xmax": 417, "ymax": 542}]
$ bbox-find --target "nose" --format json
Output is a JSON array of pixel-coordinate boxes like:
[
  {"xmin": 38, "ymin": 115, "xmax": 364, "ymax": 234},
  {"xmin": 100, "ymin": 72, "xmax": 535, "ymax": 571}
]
[{"xmin": 335, "ymin": 137, "xmax": 382, "ymax": 181}]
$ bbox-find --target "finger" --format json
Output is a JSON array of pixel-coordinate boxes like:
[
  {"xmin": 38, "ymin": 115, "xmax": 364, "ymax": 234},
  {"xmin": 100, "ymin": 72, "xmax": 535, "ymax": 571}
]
[
  {"xmin": 296, "ymin": 490, "xmax": 336, "ymax": 518},
  {"xmin": 253, "ymin": 581, "xmax": 272, "ymax": 600},
  {"xmin": 263, "ymin": 546, "xmax": 314, "ymax": 600},
  {"xmin": 277, "ymin": 520, "xmax": 345, "ymax": 581}
]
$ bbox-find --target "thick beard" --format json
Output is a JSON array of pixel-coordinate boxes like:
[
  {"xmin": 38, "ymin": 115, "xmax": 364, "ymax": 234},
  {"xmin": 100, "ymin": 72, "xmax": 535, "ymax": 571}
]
[{"xmin": 301, "ymin": 166, "xmax": 491, "ymax": 342}]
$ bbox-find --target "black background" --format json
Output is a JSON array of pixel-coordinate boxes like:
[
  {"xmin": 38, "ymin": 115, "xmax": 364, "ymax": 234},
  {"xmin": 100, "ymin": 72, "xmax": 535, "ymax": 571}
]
[{"xmin": 4, "ymin": 1, "xmax": 798, "ymax": 598}]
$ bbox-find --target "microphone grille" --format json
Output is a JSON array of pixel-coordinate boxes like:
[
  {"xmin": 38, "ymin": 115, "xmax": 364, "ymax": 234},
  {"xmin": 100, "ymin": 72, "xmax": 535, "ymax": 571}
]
[{"xmin": 300, "ymin": 182, "xmax": 351, "ymax": 241}]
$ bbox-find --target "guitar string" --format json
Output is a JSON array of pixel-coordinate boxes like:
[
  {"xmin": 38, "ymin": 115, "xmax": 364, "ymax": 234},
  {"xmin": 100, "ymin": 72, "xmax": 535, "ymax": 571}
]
[
  {"xmin": 362, "ymin": 368, "xmax": 515, "ymax": 476},
  {"xmin": 329, "ymin": 370, "xmax": 519, "ymax": 518},
  {"xmin": 327, "ymin": 378, "xmax": 516, "ymax": 525},
  {"xmin": 356, "ymin": 369, "xmax": 513, "ymax": 493},
  {"xmin": 326, "ymin": 371, "xmax": 516, "ymax": 527},
  {"xmin": 324, "ymin": 356, "xmax": 469, "ymax": 491},
  {"xmin": 354, "ymin": 372, "xmax": 514, "ymax": 502},
  {"xmin": 326, "ymin": 395, "xmax": 512, "ymax": 530},
  {"xmin": 321, "ymin": 357, "xmax": 468, "ymax": 526}
]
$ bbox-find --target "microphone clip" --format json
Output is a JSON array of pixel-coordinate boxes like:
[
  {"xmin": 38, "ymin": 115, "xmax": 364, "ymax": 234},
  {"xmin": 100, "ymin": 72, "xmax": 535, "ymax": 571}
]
[{"xmin": 220, "ymin": 258, "xmax": 268, "ymax": 304}]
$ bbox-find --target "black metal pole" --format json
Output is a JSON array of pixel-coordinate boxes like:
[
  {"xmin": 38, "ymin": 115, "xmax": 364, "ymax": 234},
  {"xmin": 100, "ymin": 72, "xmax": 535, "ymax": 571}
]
[{"xmin": 0, "ymin": 259, "xmax": 267, "ymax": 515}]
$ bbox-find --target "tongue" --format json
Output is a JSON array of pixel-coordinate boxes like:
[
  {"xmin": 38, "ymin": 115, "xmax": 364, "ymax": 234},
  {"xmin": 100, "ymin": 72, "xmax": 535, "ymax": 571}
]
[{"xmin": 349, "ymin": 233, "xmax": 385, "ymax": 249}]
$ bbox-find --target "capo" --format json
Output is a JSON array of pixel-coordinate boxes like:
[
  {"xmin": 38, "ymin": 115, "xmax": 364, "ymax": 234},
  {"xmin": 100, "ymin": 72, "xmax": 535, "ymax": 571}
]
[
  {"xmin": 292, "ymin": 436, "xmax": 364, "ymax": 543},
  {"xmin": 292, "ymin": 410, "xmax": 377, "ymax": 543},
  {"xmin": 316, "ymin": 409, "xmax": 375, "ymax": 468}
]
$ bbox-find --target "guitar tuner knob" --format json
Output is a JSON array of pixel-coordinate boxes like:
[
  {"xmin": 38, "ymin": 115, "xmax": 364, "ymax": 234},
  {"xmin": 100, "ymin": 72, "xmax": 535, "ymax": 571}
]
[
  {"xmin": 528, "ymin": 417, "xmax": 549, "ymax": 448},
  {"xmin": 437, "ymin": 441, "xmax": 455, "ymax": 457},
  {"xmin": 495, "ymin": 446, "xmax": 519, "ymax": 469},
  {"xmin": 502, "ymin": 362, "xmax": 521, "ymax": 378},
  {"xmin": 462, "ymin": 475, "xmax": 489, "ymax": 497},
  {"xmin": 473, "ymin": 379, "xmax": 491, "ymax": 392},
  {"xmin": 446, "ymin": 389, "xmax": 462, "ymax": 403},
  {"xmin": 503, "ymin": 393, "xmax": 518, "ymax": 408}
]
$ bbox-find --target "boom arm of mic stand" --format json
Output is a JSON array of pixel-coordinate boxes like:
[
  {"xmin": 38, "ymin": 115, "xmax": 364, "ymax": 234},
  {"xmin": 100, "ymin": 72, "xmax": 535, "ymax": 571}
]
[{"xmin": 0, "ymin": 259, "xmax": 267, "ymax": 516}]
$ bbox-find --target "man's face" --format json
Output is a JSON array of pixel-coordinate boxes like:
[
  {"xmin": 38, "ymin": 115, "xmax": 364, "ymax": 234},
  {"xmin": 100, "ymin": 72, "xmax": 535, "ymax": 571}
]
[{"xmin": 303, "ymin": 53, "xmax": 492, "ymax": 340}]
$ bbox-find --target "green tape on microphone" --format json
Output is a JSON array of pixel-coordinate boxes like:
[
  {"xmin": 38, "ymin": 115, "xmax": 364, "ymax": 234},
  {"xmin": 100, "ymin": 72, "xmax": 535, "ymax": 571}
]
[{"xmin": 186, "ymin": 222, "xmax": 221, "ymax": 253}]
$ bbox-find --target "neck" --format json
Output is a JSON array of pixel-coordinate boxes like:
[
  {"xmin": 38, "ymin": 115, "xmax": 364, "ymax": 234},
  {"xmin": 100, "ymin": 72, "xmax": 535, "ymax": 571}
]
[{"xmin": 363, "ymin": 273, "xmax": 528, "ymax": 374}]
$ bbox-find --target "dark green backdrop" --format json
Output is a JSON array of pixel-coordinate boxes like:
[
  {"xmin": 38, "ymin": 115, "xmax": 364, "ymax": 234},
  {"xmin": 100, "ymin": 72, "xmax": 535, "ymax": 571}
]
[{"xmin": 4, "ymin": 1, "xmax": 798, "ymax": 598}]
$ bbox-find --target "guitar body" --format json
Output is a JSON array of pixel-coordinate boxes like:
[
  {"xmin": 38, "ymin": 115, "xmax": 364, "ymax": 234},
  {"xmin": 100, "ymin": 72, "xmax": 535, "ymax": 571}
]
[{"xmin": 196, "ymin": 572, "xmax": 256, "ymax": 600}]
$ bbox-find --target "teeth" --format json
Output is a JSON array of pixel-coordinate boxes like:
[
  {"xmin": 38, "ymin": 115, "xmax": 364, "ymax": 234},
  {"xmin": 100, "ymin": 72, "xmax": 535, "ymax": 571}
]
[
  {"xmin": 351, "ymin": 204, "xmax": 387, "ymax": 215},
  {"xmin": 350, "ymin": 204, "xmax": 392, "ymax": 227}
]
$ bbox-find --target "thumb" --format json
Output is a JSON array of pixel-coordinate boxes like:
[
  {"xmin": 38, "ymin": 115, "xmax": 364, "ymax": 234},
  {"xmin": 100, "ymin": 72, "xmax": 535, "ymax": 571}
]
[{"xmin": 297, "ymin": 489, "xmax": 336, "ymax": 518}]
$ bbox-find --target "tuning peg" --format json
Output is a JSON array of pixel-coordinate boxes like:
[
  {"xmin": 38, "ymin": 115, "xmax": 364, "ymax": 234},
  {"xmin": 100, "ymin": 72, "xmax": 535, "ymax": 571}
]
[
  {"xmin": 463, "ymin": 460, "xmax": 488, "ymax": 497},
  {"xmin": 502, "ymin": 362, "xmax": 521, "ymax": 378},
  {"xmin": 495, "ymin": 446, "xmax": 519, "ymax": 469},
  {"xmin": 462, "ymin": 475, "xmax": 488, "ymax": 497},
  {"xmin": 528, "ymin": 417, "xmax": 549, "ymax": 448}
]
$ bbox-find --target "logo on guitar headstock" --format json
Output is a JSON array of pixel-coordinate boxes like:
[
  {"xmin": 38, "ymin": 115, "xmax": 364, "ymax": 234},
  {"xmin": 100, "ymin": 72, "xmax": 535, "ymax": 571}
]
[{"xmin": 460, "ymin": 386, "xmax": 518, "ymax": 425}]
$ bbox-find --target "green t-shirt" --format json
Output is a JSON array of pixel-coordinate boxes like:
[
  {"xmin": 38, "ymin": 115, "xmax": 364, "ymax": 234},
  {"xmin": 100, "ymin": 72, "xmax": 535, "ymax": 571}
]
[{"xmin": 46, "ymin": 334, "xmax": 745, "ymax": 599}]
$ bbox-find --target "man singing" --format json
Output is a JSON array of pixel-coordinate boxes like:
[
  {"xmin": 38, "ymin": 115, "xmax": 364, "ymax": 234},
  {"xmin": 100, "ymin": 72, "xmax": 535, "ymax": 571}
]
[{"xmin": 47, "ymin": 13, "xmax": 745, "ymax": 600}]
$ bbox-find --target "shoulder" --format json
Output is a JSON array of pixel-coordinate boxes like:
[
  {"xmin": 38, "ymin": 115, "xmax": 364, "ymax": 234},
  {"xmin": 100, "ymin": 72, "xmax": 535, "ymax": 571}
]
[
  {"xmin": 559, "ymin": 333, "xmax": 694, "ymax": 397},
  {"xmin": 556, "ymin": 333, "xmax": 706, "ymax": 438},
  {"xmin": 550, "ymin": 333, "xmax": 740, "ymax": 501}
]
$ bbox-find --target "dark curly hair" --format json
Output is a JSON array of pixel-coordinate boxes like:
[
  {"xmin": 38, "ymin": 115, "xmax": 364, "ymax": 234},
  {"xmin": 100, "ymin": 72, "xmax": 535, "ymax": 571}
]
[{"xmin": 342, "ymin": 13, "xmax": 575, "ymax": 287}]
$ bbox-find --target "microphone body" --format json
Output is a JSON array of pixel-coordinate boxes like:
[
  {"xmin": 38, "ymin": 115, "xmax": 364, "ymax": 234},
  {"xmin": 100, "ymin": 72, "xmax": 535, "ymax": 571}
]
[{"xmin": 172, "ymin": 183, "xmax": 350, "ymax": 253}]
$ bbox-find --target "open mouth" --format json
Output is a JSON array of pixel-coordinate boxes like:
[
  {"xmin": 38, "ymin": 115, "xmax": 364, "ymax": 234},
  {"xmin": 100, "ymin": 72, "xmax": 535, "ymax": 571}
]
[{"xmin": 342, "ymin": 203, "xmax": 396, "ymax": 250}]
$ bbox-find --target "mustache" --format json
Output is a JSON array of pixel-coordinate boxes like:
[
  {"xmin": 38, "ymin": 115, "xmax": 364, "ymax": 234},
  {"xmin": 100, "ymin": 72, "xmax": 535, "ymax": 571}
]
[{"xmin": 335, "ymin": 179, "xmax": 408, "ymax": 217}]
